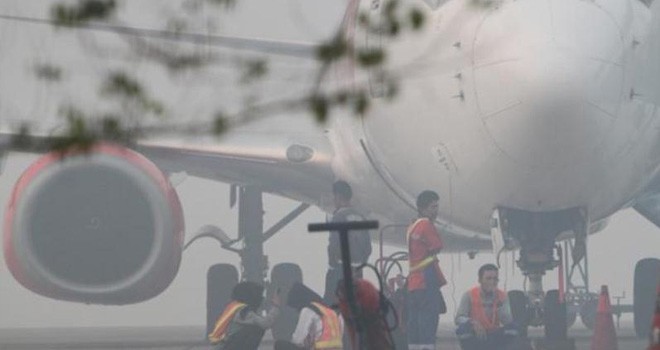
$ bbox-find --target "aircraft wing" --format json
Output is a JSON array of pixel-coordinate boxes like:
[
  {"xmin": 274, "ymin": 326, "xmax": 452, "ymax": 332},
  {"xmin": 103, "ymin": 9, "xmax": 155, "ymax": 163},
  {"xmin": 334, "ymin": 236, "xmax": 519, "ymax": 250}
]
[
  {"xmin": 136, "ymin": 129, "xmax": 335, "ymax": 206},
  {"xmin": 0, "ymin": 117, "xmax": 336, "ymax": 208}
]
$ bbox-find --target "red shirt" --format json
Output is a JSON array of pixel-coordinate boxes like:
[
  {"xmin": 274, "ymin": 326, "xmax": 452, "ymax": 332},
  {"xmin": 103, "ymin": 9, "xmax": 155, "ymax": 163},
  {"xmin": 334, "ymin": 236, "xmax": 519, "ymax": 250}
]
[{"xmin": 407, "ymin": 218, "xmax": 447, "ymax": 291}]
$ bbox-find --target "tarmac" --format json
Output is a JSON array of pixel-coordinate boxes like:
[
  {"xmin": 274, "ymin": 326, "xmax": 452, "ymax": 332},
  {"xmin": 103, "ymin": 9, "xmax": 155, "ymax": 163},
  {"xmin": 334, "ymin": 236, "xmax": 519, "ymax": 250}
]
[{"xmin": 0, "ymin": 322, "xmax": 649, "ymax": 350}]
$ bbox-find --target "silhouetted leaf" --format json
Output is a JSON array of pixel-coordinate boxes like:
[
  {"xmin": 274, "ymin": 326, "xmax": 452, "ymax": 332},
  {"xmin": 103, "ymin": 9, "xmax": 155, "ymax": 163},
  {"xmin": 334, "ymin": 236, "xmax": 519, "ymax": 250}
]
[
  {"xmin": 103, "ymin": 72, "xmax": 143, "ymax": 98},
  {"xmin": 240, "ymin": 59, "xmax": 268, "ymax": 84},
  {"xmin": 52, "ymin": 0, "xmax": 117, "ymax": 26},
  {"xmin": 409, "ymin": 8, "xmax": 425, "ymax": 30},
  {"xmin": 357, "ymin": 48, "xmax": 385, "ymax": 67},
  {"xmin": 310, "ymin": 96, "xmax": 329, "ymax": 123},
  {"xmin": 213, "ymin": 113, "xmax": 229, "ymax": 135},
  {"xmin": 353, "ymin": 91, "xmax": 369, "ymax": 115},
  {"xmin": 316, "ymin": 36, "xmax": 348, "ymax": 63},
  {"xmin": 101, "ymin": 115, "xmax": 123, "ymax": 140},
  {"xmin": 11, "ymin": 124, "xmax": 32, "ymax": 149}
]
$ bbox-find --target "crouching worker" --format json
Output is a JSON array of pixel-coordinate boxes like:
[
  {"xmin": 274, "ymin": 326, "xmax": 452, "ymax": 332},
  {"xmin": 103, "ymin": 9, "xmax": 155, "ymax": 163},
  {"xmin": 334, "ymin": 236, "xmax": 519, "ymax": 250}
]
[
  {"xmin": 208, "ymin": 281, "xmax": 280, "ymax": 350},
  {"xmin": 338, "ymin": 279, "xmax": 395, "ymax": 350},
  {"xmin": 274, "ymin": 282, "xmax": 343, "ymax": 350},
  {"xmin": 455, "ymin": 264, "xmax": 518, "ymax": 350}
]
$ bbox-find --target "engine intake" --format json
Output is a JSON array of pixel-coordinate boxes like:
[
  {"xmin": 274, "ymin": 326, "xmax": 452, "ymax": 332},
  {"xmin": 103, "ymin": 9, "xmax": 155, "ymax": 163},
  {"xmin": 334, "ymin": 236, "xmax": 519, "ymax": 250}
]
[{"xmin": 3, "ymin": 144, "xmax": 184, "ymax": 304}]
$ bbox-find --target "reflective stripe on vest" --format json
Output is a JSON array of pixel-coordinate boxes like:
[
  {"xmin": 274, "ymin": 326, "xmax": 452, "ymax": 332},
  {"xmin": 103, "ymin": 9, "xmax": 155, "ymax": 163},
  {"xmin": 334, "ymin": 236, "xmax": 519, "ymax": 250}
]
[
  {"xmin": 410, "ymin": 256, "xmax": 437, "ymax": 272},
  {"xmin": 469, "ymin": 287, "xmax": 506, "ymax": 331},
  {"xmin": 406, "ymin": 218, "xmax": 426, "ymax": 244},
  {"xmin": 311, "ymin": 302, "xmax": 343, "ymax": 350},
  {"xmin": 208, "ymin": 301, "xmax": 247, "ymax": 343},
  {"xmin": 407, "ymin": 218, "xmax": 435, "ymax": 273}
]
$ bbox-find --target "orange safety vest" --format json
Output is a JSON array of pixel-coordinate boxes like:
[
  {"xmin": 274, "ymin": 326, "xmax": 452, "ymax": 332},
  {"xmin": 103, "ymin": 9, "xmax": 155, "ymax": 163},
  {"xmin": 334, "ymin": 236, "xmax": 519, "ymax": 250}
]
[
  {"xmin": 469, "ymin": 287, "xmax": 507, "ymax": 331},
  {"xmin": 208, "ymin": 301, "xmax": 247, "ymax": 344},
  {"xmin": 311, "ymin": 302, "xmax": 343, "ymax": 350},
  {"xmin": 406, "ymin": 218, "xmax": 447, "ymax": 290}
]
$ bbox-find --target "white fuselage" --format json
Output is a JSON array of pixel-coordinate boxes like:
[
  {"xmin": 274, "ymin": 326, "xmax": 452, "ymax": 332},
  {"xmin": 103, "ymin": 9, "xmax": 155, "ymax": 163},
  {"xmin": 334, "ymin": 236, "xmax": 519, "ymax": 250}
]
[{"xmin": 329, "ymin": 0, "xmax": 660, "ymax": 243}]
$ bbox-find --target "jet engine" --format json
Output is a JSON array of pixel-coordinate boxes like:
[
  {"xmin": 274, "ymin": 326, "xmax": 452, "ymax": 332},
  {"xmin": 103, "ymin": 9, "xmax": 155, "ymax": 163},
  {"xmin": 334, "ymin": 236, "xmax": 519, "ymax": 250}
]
[{"xmin": 3, "ymin": 143, "xmax": 184, "ymax": 304}]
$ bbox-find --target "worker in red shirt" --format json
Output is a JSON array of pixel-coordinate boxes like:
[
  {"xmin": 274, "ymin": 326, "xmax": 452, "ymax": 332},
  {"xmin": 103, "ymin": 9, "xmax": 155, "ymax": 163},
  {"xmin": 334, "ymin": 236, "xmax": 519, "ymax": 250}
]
[
  {"xmin": 650, "ymin": 284, "xmax": 660, "ymax": 350},
  {"xmin": 406, "ymin": 190, "xmax": 447, "ymax": 350}
]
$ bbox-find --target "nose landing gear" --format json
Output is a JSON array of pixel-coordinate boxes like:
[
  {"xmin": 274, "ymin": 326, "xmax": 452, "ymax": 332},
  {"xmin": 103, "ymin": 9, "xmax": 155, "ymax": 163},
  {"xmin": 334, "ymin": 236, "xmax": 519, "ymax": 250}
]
[{"xmin": 492, "ymin": 207, "xmax": 586, "ymax": 348}]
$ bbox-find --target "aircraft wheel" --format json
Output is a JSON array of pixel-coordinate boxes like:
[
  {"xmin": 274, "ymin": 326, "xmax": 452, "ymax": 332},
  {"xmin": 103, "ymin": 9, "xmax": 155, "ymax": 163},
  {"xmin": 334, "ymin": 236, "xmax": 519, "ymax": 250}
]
[
  {"xmin": 566, "ymin": 308, "xmax": 578, "ymax": 329},
  {"xmin": 509, "ymin": 290, "xmax": 529, "ymax": 337},
  {"xmin": 579, "ymin": 297, "xmax": 598, "ymax": 330},
  {"xmin": 544, "ymin": 289, "xmax": 568, "ymax": 341},
  {"xmin": 269, "ymin": 263, "xmax": 303, "ymax": 341},
  {"xmin": 634, "ymin": 258, "xmax": 660, "ymax": 338},
  {"xmin": 206, "ymin": 263, "xmax": 239, "ymax": 335}
]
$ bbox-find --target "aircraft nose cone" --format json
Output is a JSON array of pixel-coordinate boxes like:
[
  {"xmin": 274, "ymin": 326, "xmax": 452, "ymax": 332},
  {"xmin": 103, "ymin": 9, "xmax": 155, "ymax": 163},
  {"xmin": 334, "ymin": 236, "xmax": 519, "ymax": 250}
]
[{"xmin": 472, "ymin": 0, "xmax": 625, "ymax": 169}]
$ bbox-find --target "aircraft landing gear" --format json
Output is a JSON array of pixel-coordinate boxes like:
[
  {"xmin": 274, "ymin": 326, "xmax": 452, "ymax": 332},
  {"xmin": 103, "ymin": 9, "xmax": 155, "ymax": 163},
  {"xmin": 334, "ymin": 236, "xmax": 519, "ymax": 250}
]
[
  {"xmin": 185, "ymin": 186, "xmax": 311, "ymax": 338},
  {"xmin": 493, "ymin": 207, "xmax": 586, "ymax": 348},
  {"xmin": 634, "ymin": 258, "xmax": 660, "ymax": 338}
]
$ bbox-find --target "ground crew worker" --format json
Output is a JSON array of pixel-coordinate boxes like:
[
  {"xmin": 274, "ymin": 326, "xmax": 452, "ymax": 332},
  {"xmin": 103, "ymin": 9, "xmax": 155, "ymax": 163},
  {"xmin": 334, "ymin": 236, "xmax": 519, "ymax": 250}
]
[
  {"xmin": 208, "ymin": 281, "xmax": 280, "ymax": 350},
  {"xmin": 650, "ymin": 285, "xmax": 660, "ymax": 350},
  {"xmin": 324, "ymin": 180, "xmax": 372, "ymax": 305},
  {"xmin": 337, "ymin": 278, "xmax": 396, "ymax": 350},
  {"xmin": 406, "ymin": 190, "xmax": 447, "ymax": 350},
  {"xmin": 455, "ymin": 264, "xmax": 517, "ymax": 350},
  {"xmin": 274, "ymin": 282, "xmax": 343, "ymax": 350}
]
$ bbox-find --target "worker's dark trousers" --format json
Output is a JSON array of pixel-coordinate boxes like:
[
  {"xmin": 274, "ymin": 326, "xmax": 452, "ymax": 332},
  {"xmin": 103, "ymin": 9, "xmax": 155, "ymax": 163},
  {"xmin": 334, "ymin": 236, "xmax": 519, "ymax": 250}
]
[
  {"xmin": 407, "ymin": 288, "xmax": 441, "ymax": 348},
  {"xmin": 455, "ymin": 322, "xmax": 517, "ymax": 350}
]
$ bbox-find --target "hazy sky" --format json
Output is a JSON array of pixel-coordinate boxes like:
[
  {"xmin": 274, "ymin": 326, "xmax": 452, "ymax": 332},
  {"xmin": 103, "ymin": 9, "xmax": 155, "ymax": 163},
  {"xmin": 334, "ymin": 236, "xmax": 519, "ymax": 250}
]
[{"xmin": 0, "ymin": 0, "xmax": 659, "ymax": 331}]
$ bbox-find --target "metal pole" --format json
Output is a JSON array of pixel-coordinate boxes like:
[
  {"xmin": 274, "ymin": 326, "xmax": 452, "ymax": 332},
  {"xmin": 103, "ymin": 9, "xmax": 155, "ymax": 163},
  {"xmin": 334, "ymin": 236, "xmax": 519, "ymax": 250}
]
[
  {"xmin": 239, "ymin": 187, "xmax": 265, "ymax": 283},
  {"xmin": 309, "ymin": 221, "xmax": 379, "ymax": 350}
]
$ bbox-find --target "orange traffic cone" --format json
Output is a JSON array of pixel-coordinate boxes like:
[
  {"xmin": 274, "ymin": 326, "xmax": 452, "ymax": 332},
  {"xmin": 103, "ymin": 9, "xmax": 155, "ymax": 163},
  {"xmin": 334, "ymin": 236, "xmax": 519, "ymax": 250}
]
[
  {"xmin": 649, "ymin": 285, "xmax": 660, "ymax": 350},
  {"xmin": 590, "ymin": 285, "xmax": 618, "ymax": 350}
]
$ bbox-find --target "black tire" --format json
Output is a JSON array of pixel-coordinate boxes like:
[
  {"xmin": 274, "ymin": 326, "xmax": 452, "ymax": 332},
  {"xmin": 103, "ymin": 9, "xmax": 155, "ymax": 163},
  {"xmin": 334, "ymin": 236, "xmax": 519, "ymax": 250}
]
[
  {"xmin": 634, "ymin": 258, "xmax": 660, "ymax": 338},
  {"xmin": 544, "ymin": 289, "xmax": 568, "ymax": 341},
  {"xmin": 509, "ymin": 290, "xmax": 529, "ymax": 338},
  {"xmin": 579, "ymin": 297, "xmax": 598, "ymax": 330},
  {"xmin": 566, "ymin": 309, "xmax": 578, "ymax": 329},
  {"xmin": 269, "ymin": 263, "xmax": 303, "ymax": 341},
  {"xmin": 206, "ymin": 263, "xmax": 239, "ymax": 336}
]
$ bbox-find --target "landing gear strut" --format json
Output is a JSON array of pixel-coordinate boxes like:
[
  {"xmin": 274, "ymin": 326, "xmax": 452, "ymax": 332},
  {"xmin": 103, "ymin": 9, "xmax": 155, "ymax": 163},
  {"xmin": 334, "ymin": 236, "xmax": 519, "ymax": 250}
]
[
  {"xmin": 494, "ymin": 207, "xmax": 587, "ymax": 347},
  {"xmin": 185, "ymin": 185, "xmax": 310, "ymax": 336}
]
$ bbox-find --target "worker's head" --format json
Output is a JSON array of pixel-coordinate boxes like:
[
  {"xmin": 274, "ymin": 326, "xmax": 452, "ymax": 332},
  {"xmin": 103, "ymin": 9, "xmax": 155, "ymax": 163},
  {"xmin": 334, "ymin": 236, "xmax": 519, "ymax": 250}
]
[
  {"xmin": 416, "ymin": 190, "xmax": 439, "ymax": 220},
  {"xmin": 478, "ymin": 264, "xmax": 499, "ymax": 293},
  {"xmin": 231, "ymin": 281, "xmax": 265, "ymax": 310},
  {"xmin": 287, "ymin": 282, "xmax": 324, "ymax": 312},
  {"xmin": 333, "ymin": 180, "xmax": 353, "ymax": 209}
]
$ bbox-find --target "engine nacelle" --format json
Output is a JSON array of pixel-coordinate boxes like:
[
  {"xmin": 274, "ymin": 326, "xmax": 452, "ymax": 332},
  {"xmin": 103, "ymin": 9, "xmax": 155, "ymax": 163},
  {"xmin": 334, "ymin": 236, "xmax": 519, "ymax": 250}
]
[{"xmin": 3, "ymin": 144, "xmax": 184, "ymax": 305}]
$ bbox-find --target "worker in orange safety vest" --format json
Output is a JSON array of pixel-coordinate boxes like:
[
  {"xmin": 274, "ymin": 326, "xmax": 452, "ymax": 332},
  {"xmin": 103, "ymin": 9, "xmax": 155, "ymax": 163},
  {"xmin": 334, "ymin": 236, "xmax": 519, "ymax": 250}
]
[
  {"xmin": 208, "ymin": 281, "xmax": 280, "ymax": 350},
  {"xmin": 275, "ymin": 282, "xmax": 343, "ymax": 350},
  {"xmin": 455, "ymin": 264, "xmax": 517, "ymax": 350},
  {"xmin": 406, "ymin": 190, "xmax": 448, "ymax": 350}
]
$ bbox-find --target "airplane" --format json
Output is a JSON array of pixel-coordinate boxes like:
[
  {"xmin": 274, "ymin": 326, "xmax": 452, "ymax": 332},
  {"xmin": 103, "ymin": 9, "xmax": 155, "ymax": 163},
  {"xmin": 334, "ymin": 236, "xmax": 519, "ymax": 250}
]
[{"xmin": 1, "ymin": 0, "xmax": 660, "ymax": 343}]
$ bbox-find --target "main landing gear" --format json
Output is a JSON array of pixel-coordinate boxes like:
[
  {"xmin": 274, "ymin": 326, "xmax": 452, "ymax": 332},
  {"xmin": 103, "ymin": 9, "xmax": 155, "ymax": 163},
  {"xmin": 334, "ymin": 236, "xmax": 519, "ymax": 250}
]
[
  {"xmin": 492, "ymin": 207, "xmax": 660, "ymax": 344},
  {"xmin": 185, "ymin": 186, "xmax": 310, "ymax": 339}
]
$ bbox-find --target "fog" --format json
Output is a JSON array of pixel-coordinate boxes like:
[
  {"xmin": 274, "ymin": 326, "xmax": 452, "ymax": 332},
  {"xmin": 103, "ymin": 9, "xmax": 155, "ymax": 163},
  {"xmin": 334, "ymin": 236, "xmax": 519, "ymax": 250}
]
[
  {"xmin": 1, "ymin": 0, "xmax": 660, "ymax": 333},
  {"xmin": 1, "ymin": 154, "xmax": 660, "ymax": 329}
]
